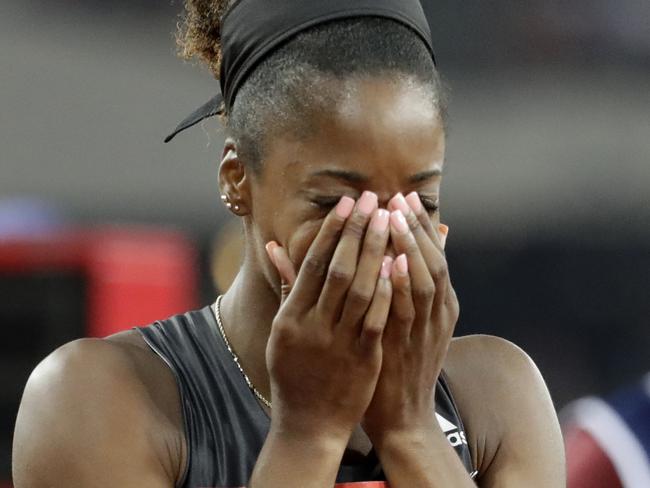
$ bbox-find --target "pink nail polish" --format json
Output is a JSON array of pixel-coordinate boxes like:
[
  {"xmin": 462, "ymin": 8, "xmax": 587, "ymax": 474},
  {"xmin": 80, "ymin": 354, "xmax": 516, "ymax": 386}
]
[
  {"xmin": 371, "ymin": 209, "xmax": 390, "ymax": 232},
  {"xmin": 395, "ymin": 254, "xmax": 408, "ymax": 274},
  {"xmin": 380, "ymin": 256, "xmax": 394, "ymax": 279},
  {"xmin": 390, "ymin": 193, "xmax": 411, "ymax": 216},
  {"xmin": 405, "ymin": 192, "xmax": 423, "ymax": 214},
  {"xmin": 336, "ymin": 196, "xmax": 355, "ymax": 218},
  {"xmin": 438, "ymin": 224, "xmax": 449, "ymax": 249},
  {"xmin": 390, "ymin": 210, "xmax": 409, "ymax": 233},
  {"xmin": 272, "ymin": 246, "xmax": 284, "ymax": 266},
  {"xmin": 265, "ymin": 242, "xmax": 278, "ymax": 265},
  {"xmin": 357, "ymin": 191, "xmax": 378, "ymax": 216}
]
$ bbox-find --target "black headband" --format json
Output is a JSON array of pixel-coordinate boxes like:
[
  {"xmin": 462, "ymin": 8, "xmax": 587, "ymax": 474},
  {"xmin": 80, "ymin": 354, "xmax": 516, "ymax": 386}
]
[{"xmin": 165, "ymin": 0, "xmax": 435, "ymax": 143}]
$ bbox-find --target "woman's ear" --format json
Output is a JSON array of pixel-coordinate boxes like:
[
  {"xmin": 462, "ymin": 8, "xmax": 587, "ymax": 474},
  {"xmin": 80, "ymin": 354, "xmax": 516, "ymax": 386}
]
[{"xmin": 218, "ymin": 138, "xmax": 251, "ymax": 216}]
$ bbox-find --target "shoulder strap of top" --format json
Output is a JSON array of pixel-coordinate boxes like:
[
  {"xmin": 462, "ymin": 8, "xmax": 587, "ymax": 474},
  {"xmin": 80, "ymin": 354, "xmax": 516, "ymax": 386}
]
[
  {"xmin": 437, "ymin": 370, "xmax": 478, "ymax": 478},
  {"xmin": 134, "ymin": 307, "xmax": 269, "ymax": 488}
]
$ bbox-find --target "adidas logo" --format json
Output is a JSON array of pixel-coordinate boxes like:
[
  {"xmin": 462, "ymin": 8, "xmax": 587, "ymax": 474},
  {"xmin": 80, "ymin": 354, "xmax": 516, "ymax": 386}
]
[{"xmin": 436, "ymin": 413, "xmax": 468, "ymax": 447}]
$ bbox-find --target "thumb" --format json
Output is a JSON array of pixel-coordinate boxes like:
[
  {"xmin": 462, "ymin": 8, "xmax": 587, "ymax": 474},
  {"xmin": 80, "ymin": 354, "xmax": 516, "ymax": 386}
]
[{"xmin": 265, "ymin": 241, "xmax": 297, "ymax": 303}]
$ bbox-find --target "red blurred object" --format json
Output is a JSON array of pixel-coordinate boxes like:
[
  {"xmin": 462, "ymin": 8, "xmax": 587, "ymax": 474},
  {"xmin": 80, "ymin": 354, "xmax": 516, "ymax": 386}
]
[
  {"xmin": 0, "ymin": 226, "xmax": 198, "ymax": 336},
  {"xmin": 565, "ymin": 427, "xmax": 623, "ymax": 488}
]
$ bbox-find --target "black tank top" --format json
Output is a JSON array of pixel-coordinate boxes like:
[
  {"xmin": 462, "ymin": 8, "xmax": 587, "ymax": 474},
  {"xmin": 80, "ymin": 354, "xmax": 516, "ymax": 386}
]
[{"xmin": 135, "ymin": 306, "xmax": 477, "ymax": 488}]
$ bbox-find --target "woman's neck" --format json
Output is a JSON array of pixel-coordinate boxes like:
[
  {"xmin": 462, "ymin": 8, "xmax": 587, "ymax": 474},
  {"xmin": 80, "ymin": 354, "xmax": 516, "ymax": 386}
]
[{"xmin": 218, "ymin": 258, "xmax": 280, "ymax": 405}]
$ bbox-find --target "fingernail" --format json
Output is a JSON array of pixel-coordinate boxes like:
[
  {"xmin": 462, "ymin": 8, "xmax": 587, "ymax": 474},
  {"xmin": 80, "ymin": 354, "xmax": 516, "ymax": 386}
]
[
  {"xmin": 390, "ymin": 210, "xmax": 409, "ymax": 234},
  {"xmin": 371, "ymin": 209, "xmax": 390, "ymax": 232},
  {"xmin": 405, "ymin": 192, "xmax": 423, "ymax": 214},
  {"xmin": 380, "ymin": 256, "xmax": 394, "ymax": 279},
  {"xmin": 336, "ymin": 196, "xmax": 355, "ymax": 218},
  {"xmin": 390, "ymin": 193, "xmax": 411, "ymax": 216},
  {"xmin": 395, "ymin": 254, "xmax": 408, "ymax": 275},
  {"xmin": 357, "ymin": 191, "xmax": 378, "ymax": 216},
  {"xmin": 265, "ymin": 241, "xmax": 278, "ymax": 265},
  {"xmin": 439, "ymin": 224, "xmax": 449, "ymax": 249},
  {"xmin": 272, "ymin": 246, "xmax": 285, "ymax": 268}
]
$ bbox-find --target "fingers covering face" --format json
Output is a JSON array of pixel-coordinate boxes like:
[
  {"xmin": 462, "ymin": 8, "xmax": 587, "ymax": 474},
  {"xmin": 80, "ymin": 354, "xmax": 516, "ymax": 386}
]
[
  {"xmin": 359, "ymin": 256, "xmax": 393, "ymax": 350},
  {"xmin": 389, "ymin": 193, "xmax": 450, "ymax": 301},
  {"xmin": 282, "ymin": 196, "xmax": 355, "ymax": 314},
  {"xmin": 271, "ymin": 191, "xmax": 455, "ymax": 341},
  {"xmin": 336, "ymin": 208, "xmax": 391, "ymax": 328}
]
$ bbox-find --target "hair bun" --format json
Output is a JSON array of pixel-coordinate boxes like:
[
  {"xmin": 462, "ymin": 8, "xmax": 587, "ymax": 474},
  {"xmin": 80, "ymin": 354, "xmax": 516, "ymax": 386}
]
[{"xmin": 178, "ymin": 0, "xmax": 233, "ymax": 79}]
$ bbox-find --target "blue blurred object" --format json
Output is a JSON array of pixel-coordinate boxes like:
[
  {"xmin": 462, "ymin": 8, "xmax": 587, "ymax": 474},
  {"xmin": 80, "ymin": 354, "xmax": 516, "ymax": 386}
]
[{"xmin": 0, "ymin": 198, "xmax": 68, "ymax": 239}]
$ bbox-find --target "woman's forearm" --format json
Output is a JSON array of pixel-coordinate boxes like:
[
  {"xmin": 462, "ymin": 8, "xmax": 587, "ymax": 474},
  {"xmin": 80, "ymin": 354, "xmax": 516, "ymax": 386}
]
[
  {"xmin": 375, "ymin": 427, "xmax": 477, "ymax": 488},
  {"xmin": 249, "ymin": 428, "xmax": 346, "ymax": 488}
]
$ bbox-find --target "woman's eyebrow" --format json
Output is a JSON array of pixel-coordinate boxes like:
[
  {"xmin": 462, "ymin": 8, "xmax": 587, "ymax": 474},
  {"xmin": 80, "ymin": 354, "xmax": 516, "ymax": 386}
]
[
  {"xmin": 307, "ymin": 168, "xmax": 442, "ymax": 184},
  {"xmin": 309, "ymin": 169, "xmax": 368, "ymax": 184}
]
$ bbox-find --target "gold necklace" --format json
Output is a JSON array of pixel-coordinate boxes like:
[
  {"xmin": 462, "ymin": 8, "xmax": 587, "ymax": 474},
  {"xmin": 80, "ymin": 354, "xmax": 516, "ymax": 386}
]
[{"xmin": 212, "ymin": 295, "xmax": 272, "ymax": 408}]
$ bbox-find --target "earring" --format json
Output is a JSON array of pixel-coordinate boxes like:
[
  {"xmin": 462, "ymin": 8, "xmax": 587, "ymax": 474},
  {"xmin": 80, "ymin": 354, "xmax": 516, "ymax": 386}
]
[{"xmin": 221, "ymin": 194, "xmax": 240, "ymax": 213}]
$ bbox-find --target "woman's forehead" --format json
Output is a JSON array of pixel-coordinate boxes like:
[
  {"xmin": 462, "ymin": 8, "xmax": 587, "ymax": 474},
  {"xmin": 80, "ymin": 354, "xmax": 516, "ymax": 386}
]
[{"xmin": 263, "ymin": 77, "xmax": 445, "ymax": 183}]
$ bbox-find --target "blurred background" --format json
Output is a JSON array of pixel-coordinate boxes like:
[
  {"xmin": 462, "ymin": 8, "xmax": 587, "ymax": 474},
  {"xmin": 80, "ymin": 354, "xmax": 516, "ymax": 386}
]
[{"xmin": 1, "ymin": 0, "xmax": 648, "ymax": 485}]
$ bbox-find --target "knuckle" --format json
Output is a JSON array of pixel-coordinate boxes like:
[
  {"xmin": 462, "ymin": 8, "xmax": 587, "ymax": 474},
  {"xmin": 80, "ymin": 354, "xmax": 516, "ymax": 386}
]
[
  {"xmin": 342, "ymin": 215, "xmax": 368, "ymax": 240},
  {"xmin": 271, "ymin": 320, "xmax": 294, "ymax": 343},
  {"xmin": 396, "ymin": 310, "xmax": 415, "ymax": 324},
  {"xmin": 431, "ymin": 262, "xmax": 449, "ymax": 281},
  {"xmin": 392, "ymin": 302, "xmax": 415, "ymax": 323},
  {"xmin": 302, "ymin": 255, "xmax": 327, "ymax": 276},
  {"xmin": 413, "ymin": 283, "xmax": 435, "ymax": 303},
  {"xmin": 362, "ymin": 321, "xmax": 384, "ymax": 341},
  {"xmin": 347, "ymin": 287, "xmax": 374, "ymax": 307},
  {"xmin": 407, "ymin": 213, "xmax": 422, "ymax": 232},
  {"xmin": 448, "ymin": 289, "xmax": 460, "ymax": 320},
  {"xmin": 450, "ymin": 303, "xmax": 460, "ymax": 323},
  {"xmin": 327, "ymin": 265, "xmax": 354, "ymax": 285}
]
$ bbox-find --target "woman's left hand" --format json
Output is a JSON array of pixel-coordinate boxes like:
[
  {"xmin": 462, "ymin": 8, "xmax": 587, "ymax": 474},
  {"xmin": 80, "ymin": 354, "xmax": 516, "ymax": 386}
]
[{"xmin": 361, "ymin": 192, "xmax": 459, "ymax": 446}]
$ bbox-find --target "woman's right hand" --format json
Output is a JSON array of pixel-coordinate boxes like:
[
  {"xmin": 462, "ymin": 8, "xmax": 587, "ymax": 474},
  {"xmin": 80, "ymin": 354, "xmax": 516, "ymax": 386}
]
[{"xmin": 264, "ymin": 191, "xmax": 393, "ymax": 445}]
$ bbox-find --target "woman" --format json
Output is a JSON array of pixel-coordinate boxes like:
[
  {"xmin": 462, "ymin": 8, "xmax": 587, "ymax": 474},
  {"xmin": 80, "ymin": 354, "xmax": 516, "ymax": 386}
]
[{"xmin": 12, "ymin": 0, "xmax": 565, "ymax": 486}]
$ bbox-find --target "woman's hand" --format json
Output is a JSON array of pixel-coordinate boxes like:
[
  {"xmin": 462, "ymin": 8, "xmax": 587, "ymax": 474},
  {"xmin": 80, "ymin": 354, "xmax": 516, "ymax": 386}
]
[
  {"xmin": 264, "ymin": 191, "xmax": 394, "ymax": 445},
  {"xmin": 362, "ymin": 192, "xmax": 459, "ymax": 446}
]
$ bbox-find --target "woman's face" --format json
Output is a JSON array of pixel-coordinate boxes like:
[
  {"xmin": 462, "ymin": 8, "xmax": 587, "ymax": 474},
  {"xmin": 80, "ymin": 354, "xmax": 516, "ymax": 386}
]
[{"xmin": 248, "ymin": 77, "xmax": 445, "ymax": 271}]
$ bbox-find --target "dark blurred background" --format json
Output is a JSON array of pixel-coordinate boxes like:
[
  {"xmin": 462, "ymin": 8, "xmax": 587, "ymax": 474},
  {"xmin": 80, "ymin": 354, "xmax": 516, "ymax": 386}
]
[{"xmin": 1, "ymin": 0, "xmax": 649, "ymax": 485}]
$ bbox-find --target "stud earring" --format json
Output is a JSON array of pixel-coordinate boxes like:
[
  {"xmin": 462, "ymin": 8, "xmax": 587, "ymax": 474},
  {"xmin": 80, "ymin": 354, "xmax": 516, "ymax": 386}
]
[{"xmin": 221, "ymin": 194, "xmax": 241, "ymax": 213}]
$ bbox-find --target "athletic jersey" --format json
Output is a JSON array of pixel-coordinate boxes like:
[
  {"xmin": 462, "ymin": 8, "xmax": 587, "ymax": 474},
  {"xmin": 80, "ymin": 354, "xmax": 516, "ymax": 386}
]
[
  {"xmin": 135, "ymin": 306, "xmax": 477, "ymax": 488},
  {"xmin": 562, "ymin": 373, "xmax": 650, "ymax": 488}
]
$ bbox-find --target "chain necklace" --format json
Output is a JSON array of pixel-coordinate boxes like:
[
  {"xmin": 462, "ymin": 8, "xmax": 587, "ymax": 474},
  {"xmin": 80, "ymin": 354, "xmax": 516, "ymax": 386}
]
[{"xmin": 212, "ymin": 295, "xmax": 272, "ymax": 408}]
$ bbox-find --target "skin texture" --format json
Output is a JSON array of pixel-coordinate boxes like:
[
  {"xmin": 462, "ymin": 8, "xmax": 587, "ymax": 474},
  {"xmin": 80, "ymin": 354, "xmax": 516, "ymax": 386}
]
[{"xmin": 12, "ymin": 77, "xmax": 565, "ymax": 487}]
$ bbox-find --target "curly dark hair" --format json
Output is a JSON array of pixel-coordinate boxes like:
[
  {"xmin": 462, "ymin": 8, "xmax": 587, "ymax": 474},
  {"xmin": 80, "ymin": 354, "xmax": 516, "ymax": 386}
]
[{"xmin": 178, "ymin": 0, "xmax": 446, "ymax": 170}]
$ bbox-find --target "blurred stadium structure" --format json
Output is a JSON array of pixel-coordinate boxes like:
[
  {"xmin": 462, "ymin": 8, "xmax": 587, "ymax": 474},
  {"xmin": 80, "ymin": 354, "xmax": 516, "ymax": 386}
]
[{"xmin": 1, "ymin": 0, "xmax": 649, "ymax": 485}]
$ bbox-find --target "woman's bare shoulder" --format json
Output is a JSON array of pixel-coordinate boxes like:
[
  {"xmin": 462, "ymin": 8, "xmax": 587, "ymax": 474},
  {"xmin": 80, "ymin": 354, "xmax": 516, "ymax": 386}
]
[
  {"xmin": 446, "ymin": 334, "xmax": 537, "ymax": 380},
  {"xmin": 443, "ymin": 335, "xmax": 565, "ymax": 485},
  {"xmin": 13, "ymin": 333, "xmax": 186, "ymax": 487}
]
